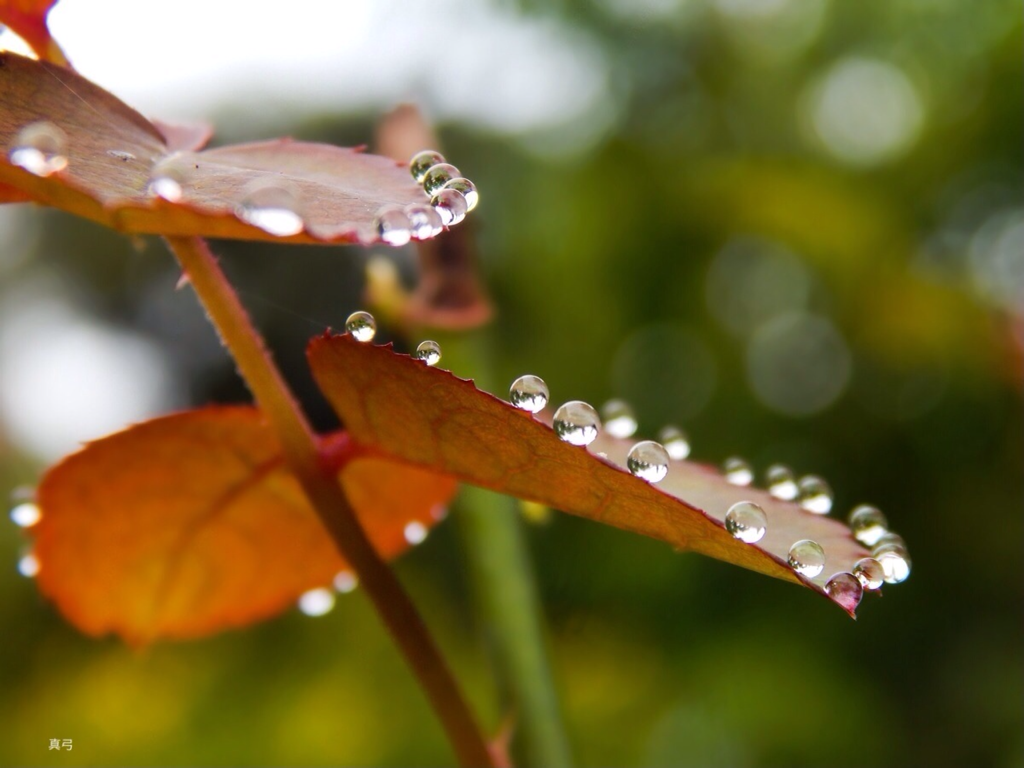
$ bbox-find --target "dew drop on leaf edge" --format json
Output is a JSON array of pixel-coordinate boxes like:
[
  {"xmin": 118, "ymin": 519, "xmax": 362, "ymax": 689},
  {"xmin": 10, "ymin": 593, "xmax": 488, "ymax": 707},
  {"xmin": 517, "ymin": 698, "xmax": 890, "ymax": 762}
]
[
  {"xmin": 17, "ymin": 552, "xmax": 40, "ymax": 578},
  {"xmin": 626, "ymin": 440, "xmax": 670, "ymax": 483},
  {"xmin": 509, "ymin": 375, "xmax": 549, "ymax": 413},
  {"xmin": 431, "ymin": 188, "xmax": 468, "ymax": 226},
  {"xmin": 404, "ymin": 521, "xmax": 428, "ymax": 545},
  {"xmin": 553, "ymin": 401, "xmax": 601, "ymax": 446},
  {"xmin": 8, "ymin": 121, "xmax": 68, "ymax": 177},
  {"xmin": 345, "ymin": 311, "xmax": 377, "ymax": 343},
  {"xmin": 853, "ymin": 557, "xmax": 884, "ymax": 590},
  {"xmin": 602, "ymin": 399, "xmax": 638, "ymax": 439},
  {"xmin": 658, "ymin": 425, "xmax": 690, "ymax": 460},
  {"xmin": 298, "ymin": 588, "xmax": 335, "ymax": 616},
  {"xmin": 374, "ymin": 206, "xmax": 413, "ymax": 247},
  {"xmin": 787, "ymin": 539, "xmax": 826, "ymax": 578},
  {"xmin": 765, "ymin": 464, "xmax": 798, "ymax": 500},
  {"xmin": 798, "ymin": 474, "xmax": 833, "ymax": 514},
  {"xmin": 9, "ymin": 502, "xmax": 41, "ymax": 528},
  {"xmin": 725, "ymin": 501, "xmax": 767, "ymax": 543},
  {"xmin": 333, "ymin": 572, "xmax": 358, "ymax": 594},
  {"xmin": 409, "ymin": 150, "xmax": 446, "ymax": 183},
  {"xmin": 825, "ymin": 572, "xmax": 863, "ymax": 611},
  {"xmin": 405, "ymin": 203, "xmax": 444, "ymax": 240},
  {"xmin": 423, "ymin": 163, "xmax": 461, "ymax": 196},
  {"xmin": 848, "ymin": 504, "xmax": 889, "ymax": 546},
  {"xmin": 723, "ymin": 457, "xmax": 754, "ymax": 486},
  {"xmin": 873, "ymin": 543, "xmax": 911, "ymax": 583},
  {"xmin": 413, "ymin": 340, "xmax": 441, "ymax": 366},
  {"xmin": 442, "ymin": 177, "xmax": 479, "ymax": 211}
]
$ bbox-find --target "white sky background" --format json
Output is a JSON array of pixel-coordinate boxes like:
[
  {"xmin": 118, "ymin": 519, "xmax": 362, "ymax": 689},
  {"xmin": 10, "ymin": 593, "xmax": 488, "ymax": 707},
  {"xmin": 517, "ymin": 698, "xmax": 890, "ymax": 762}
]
[{"xmin": 39, "ymin": 0, "xmax": 611, "ymax": 136}]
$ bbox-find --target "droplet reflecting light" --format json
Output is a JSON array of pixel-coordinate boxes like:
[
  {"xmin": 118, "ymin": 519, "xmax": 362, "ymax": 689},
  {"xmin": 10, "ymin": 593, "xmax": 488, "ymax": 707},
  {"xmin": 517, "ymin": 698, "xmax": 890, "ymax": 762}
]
[
  {"xmin": 237, "ymin": 183, "xmax": 304, "ymax": 237},
  {"xmin": 413, "ymin": 340, "xmax": 441, "ymax": 366},
  {"xmin": 848, "ymin": 505, "xmax": 889, "ymax": 546},
  {"xmin": 825, "ymin": 572, "xmax": 863, "ymax": 611},
  {"xmin": 405, "ymin": 203, "xmax": 444, "ymax": 240},
  {"xmin": 9, "ymin": 502, "xmax": 41, "ymax": 528},
  {"xmin": 723, "ymin": 457, "xmax": 753, "ymax": 486},
  {"xmin": 725, "ymin": 501, "xmax": 767, "ymax": 543},
  {"xmin": 853, "ymin": 557, "xmax": 884, "ymax": 590},
  {"xmin": 374, "ymin": 206, "xmax": 413, "ymax": 246},
  {"xmin": 626, "ymin": 440, "xmax": 670, "ymax": 483},
  {"xmin": 553, "ymin": 401, "xmax": 601, "ymax": 446},
  {"xmin": 17, "ymin": 552, "xmax": 40, "ymax": 578},
  {"xmin": 404, "ymin": 521, "xmax": 428, "ymax": 545},
  {"xmin": 345, "ymin": 311, "xmax": 377, "ymax": 342},
  {"xmin": 333, "ymin": 572, "xmax": 358, "ymax": 593},
  {"xmin": 798, "ymin": 475, "xmax": 833, "ymax": 514},
  {"xmin": 431, "ymin": 188, "xmax": 468, "ymax": 226},
  {"xmin": 423, "ymin": 163, "xmax": 461, "ymax": 196},
  {"xmin": 298, "ymin": 588, "xmax": 335, "ymax": 616},
  {"xmin": 442, "ymin": 178, "xmax": 478, "ymax": 211},
  {"xmin": 9, "ymin": 121, "xmax": 68, "ymax": 177},
  {"xmin": 510, "ymin": 375, "xmax": 549, "ymax": 413},
  {"xmin": 788, "ymin": 539, "xmax": 826, "ymax": 578},
  {"xmin": 602, "ymin": 399, "xmax": 638, "ymax": 438},
  {"xmin": 410, "ymin": 150, "xmax": 445, "ymax": 183},
  {"xmin": 765, "ymin": 464, "xmax": 798, "ymax": 500},
  {"xmin": 658, "ymin": 425, "xmax": 691, "ymax": 460}
]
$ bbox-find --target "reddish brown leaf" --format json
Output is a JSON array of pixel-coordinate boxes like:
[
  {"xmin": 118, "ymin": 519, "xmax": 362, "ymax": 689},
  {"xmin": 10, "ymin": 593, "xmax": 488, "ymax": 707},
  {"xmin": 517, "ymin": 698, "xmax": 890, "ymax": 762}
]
[
  {"xmin": 0, "ymin": 52, "xmax": 448, "ymax": 244},
  {"xmin": 31, "ymin": 406, "xmax": 457, "ymax": 643},
  {"xmin": 0, "ymin": 0, "xmax": 66, "ymax": 64},
  {"xmin": 308, "ymin": 334, "xmax": 880, "ymax": 616}
]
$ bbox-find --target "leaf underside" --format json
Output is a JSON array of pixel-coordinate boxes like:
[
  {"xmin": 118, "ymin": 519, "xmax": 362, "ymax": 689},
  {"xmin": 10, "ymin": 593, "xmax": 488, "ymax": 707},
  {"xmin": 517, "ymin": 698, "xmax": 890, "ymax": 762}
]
[
  {"xmin": 307, "ymin": 334, "xmax": 876, "ymax": 616},
  {"xmin": 0, "ymin": 52, "xmax": 432, "ymax": 244},
  {"xmin": 31, "ymin": 407, "xmax": 457, "ymax": 643}
]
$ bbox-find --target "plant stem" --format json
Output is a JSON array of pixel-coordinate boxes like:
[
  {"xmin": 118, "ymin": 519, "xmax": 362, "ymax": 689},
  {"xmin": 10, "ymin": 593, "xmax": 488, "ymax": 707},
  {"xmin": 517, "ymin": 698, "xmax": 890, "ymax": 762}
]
[
  {"xmin": 164, "ymin": 236, "xmax": 494, "ymax": 768},
  {"xmin": 438, "ymin": 331, "xmax": 573, "ymax": 767}
]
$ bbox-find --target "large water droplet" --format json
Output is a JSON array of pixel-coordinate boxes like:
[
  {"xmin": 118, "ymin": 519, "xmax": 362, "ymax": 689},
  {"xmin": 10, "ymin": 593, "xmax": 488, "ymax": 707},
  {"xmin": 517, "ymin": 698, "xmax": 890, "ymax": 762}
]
[
  {"xmin": 405, "ymin": 203, "xmax": 443, "ymax": 240},
  {"xmin": 374, "ymin": 206, "xmax": 413, "ymax": 246},
  {"xmin": 658, "ymin": 425, "xmax": 691, "ymax": 460},
  {"xmin": 345, "ymin": 311, "xmax": 377, "ymax": 342},
  {"xmin": 9, "ymin": 121, "xmax": 68, "ymax": 177},
  {"xmin": 602, "ymin": 399, "xmax": 638, "ymax": 438},
  {"xmin": 874, "ymin": 544, "xmax": 911, "ymax": 584},
  {"xmin": 872, "ymin": 532, "xmax": 906, "ymax": 551},
  {"xmin": 510, "ymin": 375, "xmax": 549, "ymax": 413},
  {"xmin": 237, "ymin": 183, "xmax": 304, "ymax": 237},
  {"xmin": 17, "ymin": 551, "xmax": 40, "ymax": 578},
  {"xmin": 627, "ymin": 440, "xmax": 670, "ymax": 483},
  {"xmin": 443, "ymin": 177, "xmax": 478, "ymax": 211},
  {"xmin": 413, "ymin": 340, "xmax": 441, "ymax": 366},
  {"xmin": 788, "ymin": 539, "xmax": 826, "ymax": 578},
  {"xmin": 848, "ymin": 504, "xmax": 889, "ymax": 546},
  {"xmin": 765, "ymin": 464, "xmax": 798, "ymax": 500},
  {"xmin": 410, "ymin": 150, "xmax": 446, "ymax": 183},
  {"xmin": 825, "ymin": 572, "xmax": 863, "ymax": 611},
  {"xmin": 431, "ymin": 188, "xmax": 468, "ymax": 226},
  {"xmin": 404, "ymin": 521, "xmax": 428, "ymax": 545},
  {"xmin": 723, "ymin": 457, "xmax": 753, "ymax": 486},
  {"xmin": 725, "ymin": 501, "xmax": 767, "ymax": 543},
  {"xmin": 333, "ymin": 571, "xmax": 358, "ymax": 594},
  {"xmin": 298, "ymin": 588, "xmax": 335, "ymax": 616},
  {"xmin": 9, "ymin": 502, "xmax": 41, "ymax": 528},
  {"xmin": 852, "ymin": 557, "xmax": 884, "ymax": 590},
  {"xmin": 423, "ymin": 163, "xmax": 461, "ymax": 196},
  {"xmin": 553, "ymin": 401, "xmax": 601, "ymax": 446},
  {"xmin": 798, "ymin": 475, "xmax": 833, "ymax": 514},
  {"xmin": 147, "ymin": 156, "xmax": 189, "ymax": 202}
]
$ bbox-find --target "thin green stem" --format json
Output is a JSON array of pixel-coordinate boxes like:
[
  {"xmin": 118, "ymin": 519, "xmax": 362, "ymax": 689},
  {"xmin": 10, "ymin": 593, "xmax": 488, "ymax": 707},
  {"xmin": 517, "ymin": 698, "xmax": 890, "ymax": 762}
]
[
  {"xmin": 438, "ymin": 331, "xmax": 573, "ymax": 768},
  {"xmin": 164, "ymin": 236, "xmax": 494, "ymax": 768}
]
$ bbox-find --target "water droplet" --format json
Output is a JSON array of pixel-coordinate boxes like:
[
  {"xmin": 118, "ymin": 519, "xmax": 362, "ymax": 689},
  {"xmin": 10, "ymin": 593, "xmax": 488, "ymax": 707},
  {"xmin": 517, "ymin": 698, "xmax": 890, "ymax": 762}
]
[
  {"xmin": 413, "ymin": 340, "xmax": 441, "ymax": 366},
  {"xmin": 658, "ymin": 425, "xmax": 691, "ymax": 460},
  {"xmin": 298, "ymin": 587, "xmax": 335, "ymax": 616},
  {"xmin": 345, "ymin": 311, "xmax": 376, "ymax": 342},
  {"xmin": 765, "ymin": 464, "xmax": 798, "ymax": 500},
  {"xmin": 333, "ymin": 572, "xmax": 358, "ymax": 594},
  {"xmin": 442, "ymin": 177, "xmax": 478, "ymax": 211},
  {"xmin": 8, "ymin": 121, "xmax": 68, "ymax": 177},
  {"xmin": 553, "ymin": 401, "xmax": 601, "ymax": 446},
  {"xmin": 723, "ymin": 457, "xmax": 753, "ymax": 486},
  {"xmin": 107, "ymin": 149, "xmax": 135, "ymax": 162},
  {"xmin": 626, "ymin": 440, "xmax": 670, "ymax": 483},
  {"xmin": 374, "ymin": 205, "xmax": 412, "ymax": 246},
  {"xmin": 17, "ymin": 551, "xmax": 40, "ymax": 578},
  {"xmin": 431, "ymin": 188, "xmax": 468, "ymax": 226},
  {"xmin": 423, "ymin": 163, "xmax": 461, "ymax": 196},
  {"xmin": 798, "ymin": 475, "xmax": 833, "ymax": 514},
  {"xmin": 872, "ymin": 532, "xmax": 906, "ymax": 551},
  {"xmin": 147, "ymin": 157, "xmax": 188, "ymax": 202},
  {"xmin": 874, "ymin": 544, "xmax": 911, "ymax": 583},
  {"xmin": 602, "ymin": 399, "xmax": 638, "ymax": 438},
  {"xmin": 9, "ymin": 502, "xmax": 41, "ymax": 528},
  {"xmin": 237, "ymin": 183, "xmax": 304, "ymax": 237},
  {"xmin": 509, "ymin": 375, "xmax": 549, "ymax": 413},
  {"xmin": 404, "ymin": 521, "xmax": 428, "ymax": 545},
  {"xmin": 788, "ymin": 539, "xmax": 826, "ymax": 578},
  {"xmin": 410, "ymin": 150, "xmax": 446, "ymax": 183},
  {"xmin": 725, "ymin": 501, "xmax": 767, "ymax": 543},
  {"xmin": 405, "ymin": 203, "xmax": 443, "ymax": 240},
  {"xmin": 848, "ymin": 504, "xmax": 889, "ymax": 546},
  {"xmin": 852, "ymin": 557, "xmax": 884, "ymax": 590},
  {"xmin": 825, "ymin": 572, "xmax": 863, "ymax": 611}
]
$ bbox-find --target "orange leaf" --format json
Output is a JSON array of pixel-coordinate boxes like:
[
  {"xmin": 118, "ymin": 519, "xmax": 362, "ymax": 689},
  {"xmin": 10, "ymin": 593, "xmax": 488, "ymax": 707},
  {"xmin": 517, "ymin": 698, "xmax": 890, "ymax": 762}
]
[
  {"xmin": 0, "ymin": 0, "xmax": 66, "ymax": 64},
  {"xmin": 0, "ymin": 52, "xmax": 451, "ymax": 244},
  {"xmin": 31, "ymin": 406, "xmax": 456, "ymax": 643},
  {"xmin": 308, "ymin": 334, "xmax": 881, "ymax": 616}
]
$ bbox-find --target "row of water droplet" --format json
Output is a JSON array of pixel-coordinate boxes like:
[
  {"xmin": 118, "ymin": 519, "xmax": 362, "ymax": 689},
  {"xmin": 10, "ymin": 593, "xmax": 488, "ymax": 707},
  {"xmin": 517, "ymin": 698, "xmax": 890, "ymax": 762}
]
[
  {"xmin": 505, "ymin": 374, "xmax": 911, "ymax": 607},
  {"xmin": 373, "ymin": 150, "xmax": 480, "ymax": 246},
  {"xmin": 344, "ymin": 310, "xmax": 442, "ymax": 366}
]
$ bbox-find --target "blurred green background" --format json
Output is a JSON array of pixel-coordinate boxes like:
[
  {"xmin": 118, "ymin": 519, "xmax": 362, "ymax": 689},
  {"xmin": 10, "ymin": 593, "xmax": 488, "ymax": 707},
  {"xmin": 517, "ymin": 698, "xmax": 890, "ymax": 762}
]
[{"xmin": 1, "ymin": 0, "xmax": 1021, "ymax": 766}]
